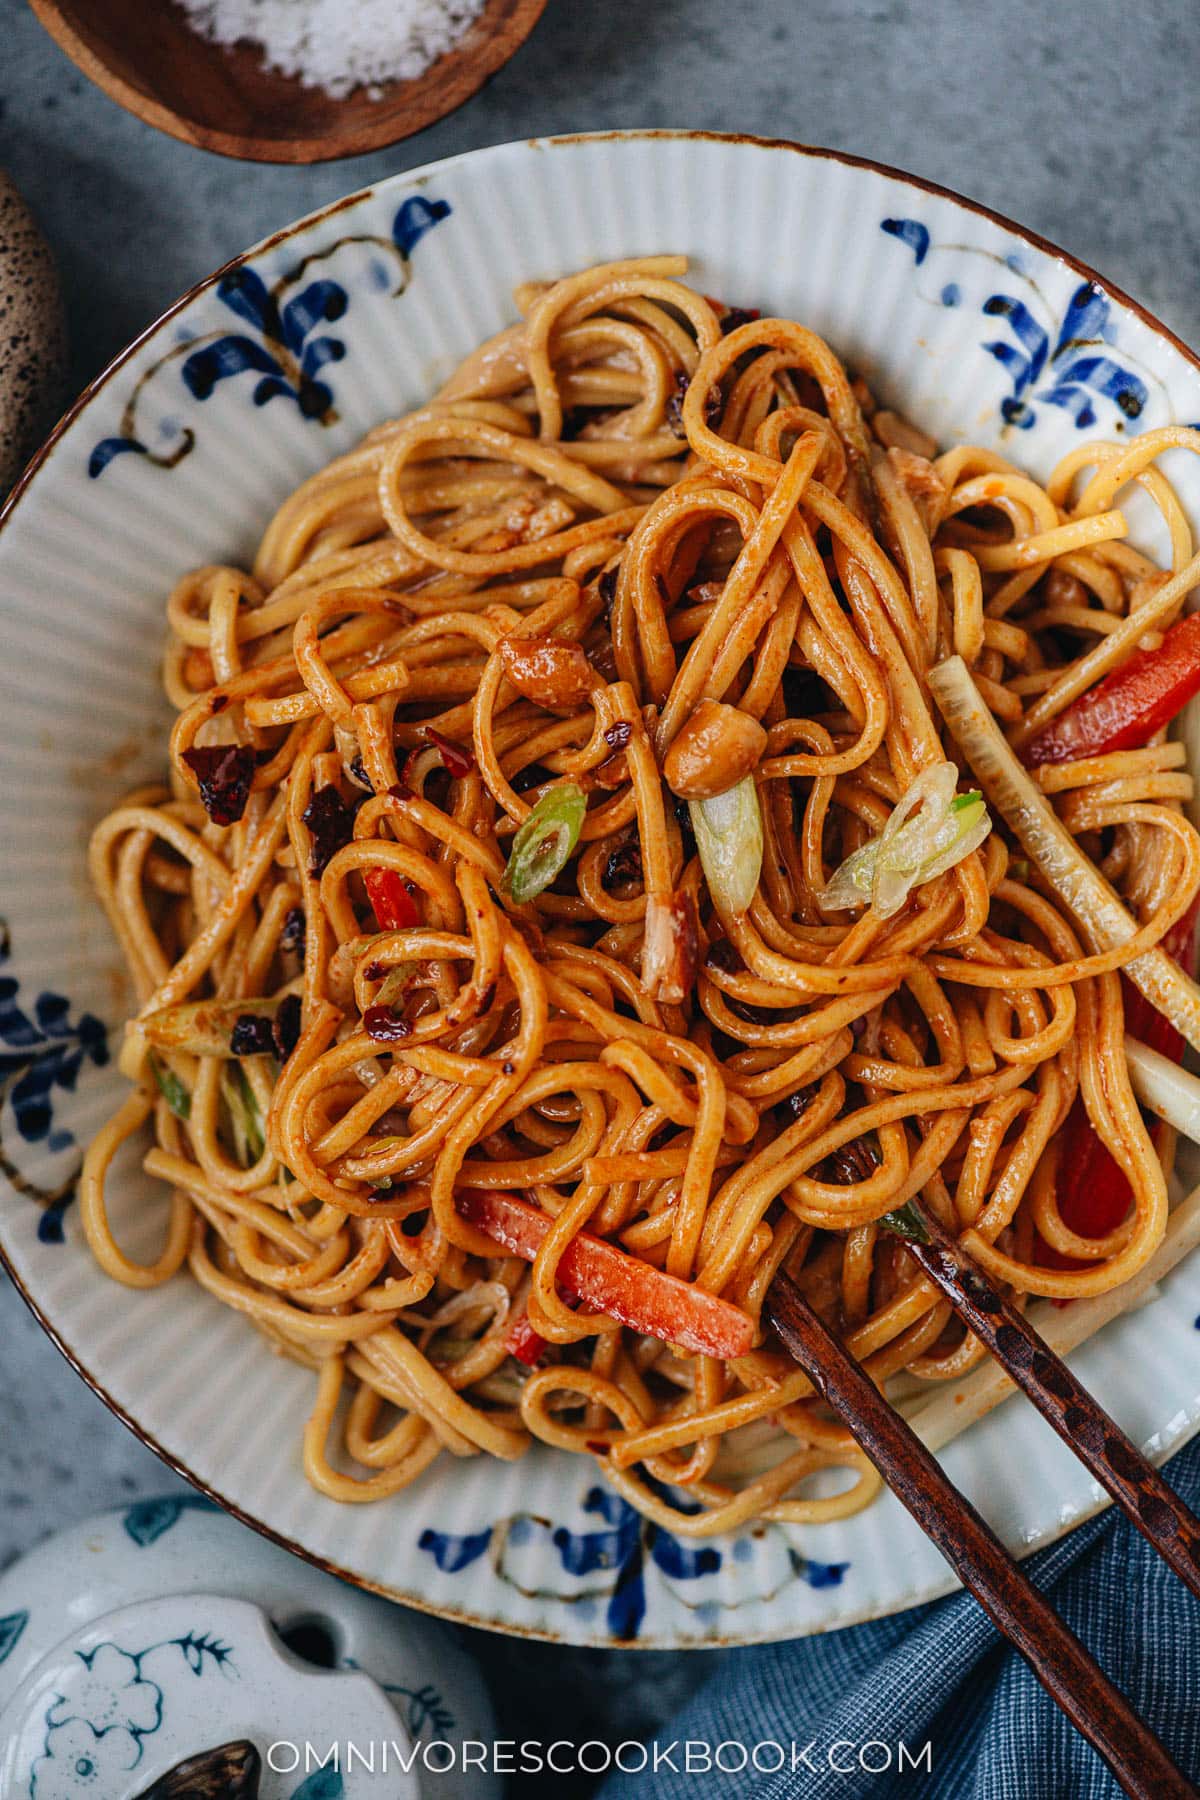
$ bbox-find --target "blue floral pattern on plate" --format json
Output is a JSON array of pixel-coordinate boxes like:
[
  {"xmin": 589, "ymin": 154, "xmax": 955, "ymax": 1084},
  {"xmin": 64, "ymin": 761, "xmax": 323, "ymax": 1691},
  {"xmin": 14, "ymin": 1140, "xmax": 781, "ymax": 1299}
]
[
  {"xmin": 981, "ymin": 282, "xmax": 1147, "ymax": 430},
  {"xmin": 0, "ymin": 920, "xmax": 108, "ymax": 1242},
  {"xmin": 880, "ymin": 216, "xmax": 1150, "ymax": 433},
  {"xmin": 420, "ymin": 1482, "xmax": 848, "ymax": 1641},
  {"xmin": 88, "ymin": 195, "xmax": 452, "ymax": 480}
]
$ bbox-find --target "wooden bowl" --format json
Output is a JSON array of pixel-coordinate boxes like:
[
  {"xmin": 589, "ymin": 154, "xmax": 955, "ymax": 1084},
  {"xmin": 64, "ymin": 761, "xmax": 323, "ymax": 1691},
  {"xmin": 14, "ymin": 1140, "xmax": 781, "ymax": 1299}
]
[{"xmin": 27, "ymin": 0, "xmax": 549, "ymax": 163}]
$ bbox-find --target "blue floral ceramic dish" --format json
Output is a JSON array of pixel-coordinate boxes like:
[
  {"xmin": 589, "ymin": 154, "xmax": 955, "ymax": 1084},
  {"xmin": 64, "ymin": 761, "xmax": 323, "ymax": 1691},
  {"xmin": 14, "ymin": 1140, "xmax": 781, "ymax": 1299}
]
[{"xmin": 3, "ymin": 132, "xmax": 1200, "ymax": 1646}]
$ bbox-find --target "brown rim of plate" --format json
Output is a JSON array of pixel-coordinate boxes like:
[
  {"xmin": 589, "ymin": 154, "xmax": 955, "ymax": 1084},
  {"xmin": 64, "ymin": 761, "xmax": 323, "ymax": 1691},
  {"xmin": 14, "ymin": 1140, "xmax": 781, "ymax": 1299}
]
[
  {"xmin": 25, "ymin": 0, "xmax": 550, "ymax": 165},
  {"xmin": 1, "ymin": 130, "xmax": 1198, "ymax": 1645}
]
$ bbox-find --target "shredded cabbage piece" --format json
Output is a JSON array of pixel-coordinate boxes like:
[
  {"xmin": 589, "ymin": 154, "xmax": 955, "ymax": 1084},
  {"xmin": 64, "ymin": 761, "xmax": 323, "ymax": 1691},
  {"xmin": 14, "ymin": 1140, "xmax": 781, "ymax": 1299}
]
[{"xmin": 819, "ymin": 762, "xmax": 991, "ymax": 919}]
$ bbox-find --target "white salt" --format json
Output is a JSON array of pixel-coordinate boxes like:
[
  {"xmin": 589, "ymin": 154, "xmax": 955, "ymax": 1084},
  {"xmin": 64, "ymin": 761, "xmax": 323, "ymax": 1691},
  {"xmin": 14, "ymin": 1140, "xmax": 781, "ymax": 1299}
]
[{"xmin": 177, "ymin": 0, "xmax": 488, "ymax": 99}]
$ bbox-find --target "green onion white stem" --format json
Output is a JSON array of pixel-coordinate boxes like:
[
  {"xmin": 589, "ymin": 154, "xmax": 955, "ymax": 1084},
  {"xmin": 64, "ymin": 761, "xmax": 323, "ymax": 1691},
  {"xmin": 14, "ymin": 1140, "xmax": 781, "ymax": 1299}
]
[
  {"xmin": 142, "ymin": 997, "xmax": 284, "ymax": 1057},
  {"xmin": 690, "ymin": 776, "xmax": 763, "ymax": 917},
  {"xmin": 818, "ymin": 761, "xmax": 990, "ymax": 919},
  {"xmin": 1124, "ymin": 1035, "xmax": 1200, "ymax": 1145},
  {"xmin": 929, "ymin": 653, "xmax": 1200, "ymax": 1054}
]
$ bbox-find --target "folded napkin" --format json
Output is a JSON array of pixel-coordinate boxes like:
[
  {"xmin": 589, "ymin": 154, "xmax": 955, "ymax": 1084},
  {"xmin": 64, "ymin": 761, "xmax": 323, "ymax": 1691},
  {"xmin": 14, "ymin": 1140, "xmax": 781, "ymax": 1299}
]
[{"xmin": 600, "ymin": 1436, "xmax": 1200, "ymax": 1798}]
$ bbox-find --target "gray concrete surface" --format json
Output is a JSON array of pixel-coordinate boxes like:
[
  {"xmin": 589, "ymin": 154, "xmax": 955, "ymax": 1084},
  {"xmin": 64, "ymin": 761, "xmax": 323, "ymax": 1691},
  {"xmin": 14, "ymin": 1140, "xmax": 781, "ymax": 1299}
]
[{"xmin": 2, "ymin": 0, "xmax": 1199, "ymax": 1785}]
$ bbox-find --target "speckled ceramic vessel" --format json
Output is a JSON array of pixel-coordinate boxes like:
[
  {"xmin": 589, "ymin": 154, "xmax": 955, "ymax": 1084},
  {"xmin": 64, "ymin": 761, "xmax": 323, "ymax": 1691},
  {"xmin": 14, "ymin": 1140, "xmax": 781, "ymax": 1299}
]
[
  {"xmin": 0, "ymin": 1498, "xmax": 498, "ymax": 1797},
  {"xmin": 0, "ymin": 173, "xmax": 66, "ymax": 494},
  {"xmin": 3, "ymin": 132, "xmax": 1200, "ymax": 1647}
]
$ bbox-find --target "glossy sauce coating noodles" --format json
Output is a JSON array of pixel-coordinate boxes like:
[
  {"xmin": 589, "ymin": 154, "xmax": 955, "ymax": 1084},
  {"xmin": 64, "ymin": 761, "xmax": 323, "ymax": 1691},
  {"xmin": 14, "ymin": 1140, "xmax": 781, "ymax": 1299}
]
[{"xmin": 83, "ymin": 259, "xmax": 1200, "ymax": 1535}]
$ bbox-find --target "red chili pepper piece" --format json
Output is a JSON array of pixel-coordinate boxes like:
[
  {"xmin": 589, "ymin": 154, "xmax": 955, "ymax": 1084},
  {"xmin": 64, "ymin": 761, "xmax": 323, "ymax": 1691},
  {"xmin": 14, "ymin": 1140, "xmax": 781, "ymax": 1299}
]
[
  {"xmin": 364, "ymin": 867, "xmax": 419, "ymax": 931},
  {"xmin": 456, "ymin": 1188, "xmax": 755, "ymax": 1360},
  {"xmin": 1024, "ymin": 611, "xmax": 1200, "ymax": 767},
  {"xmin": 424, "ymin": 726, "xmax": 476, "ymax": 778},
  {"xmin": 1038, "ymin": 893, "xmax": 1200, "ymax": 1286},
  {"xmin": 504, "ymin": 1311, "xmax": 549, "ymax": 1367},
  {"xmin": 181, "ymin": 743, "xmax": 255, "ymax": 827}
]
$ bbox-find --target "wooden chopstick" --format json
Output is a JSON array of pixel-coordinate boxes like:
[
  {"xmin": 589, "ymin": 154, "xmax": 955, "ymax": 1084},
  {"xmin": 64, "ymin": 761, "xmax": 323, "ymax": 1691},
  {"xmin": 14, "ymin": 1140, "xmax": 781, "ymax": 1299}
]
[
  {"xmin": 902, "ymin": 1199, "xmax": 1200, "ymax": 1601},
  {"xmin": 765, "ymin": 1273, "xmax": 1197, "ymax": 1800}
]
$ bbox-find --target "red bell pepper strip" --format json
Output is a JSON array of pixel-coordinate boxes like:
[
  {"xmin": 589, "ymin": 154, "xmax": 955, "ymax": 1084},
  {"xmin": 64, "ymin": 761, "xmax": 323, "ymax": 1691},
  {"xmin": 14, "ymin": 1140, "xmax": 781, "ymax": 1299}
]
[
  {"xmin": 456, "ymin": 1188, "xmax": 755, "ymax": 1360},
  {"xmin": 1038, "ymin": 895, "xmax": 1200, "ymax": 1281},
  {"xmin": 364, "ymin": 867, "xmax": 419, "ymax": 931},
  {"xmin": 1024, "ymin": 611, "xmax": 1200, "ymax": 767}
]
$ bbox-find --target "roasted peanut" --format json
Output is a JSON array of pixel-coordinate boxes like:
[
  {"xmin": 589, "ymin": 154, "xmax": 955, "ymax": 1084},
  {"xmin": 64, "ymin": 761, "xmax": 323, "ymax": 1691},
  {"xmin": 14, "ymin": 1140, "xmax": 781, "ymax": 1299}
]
[
  {"xmin": 663, "ymin": 699, "xmax": 767, "ymax": 800},
  {"xmin": 498, "ymin": 636, "xmax": 599, "ymax": 713}
]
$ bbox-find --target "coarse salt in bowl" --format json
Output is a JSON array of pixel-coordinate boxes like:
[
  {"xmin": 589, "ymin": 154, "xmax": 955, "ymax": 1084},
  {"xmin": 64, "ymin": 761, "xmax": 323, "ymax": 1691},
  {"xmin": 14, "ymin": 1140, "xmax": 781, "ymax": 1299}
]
[{"xmin": 175, "ymin": 0, "xmax": 488, "ymax": 99}]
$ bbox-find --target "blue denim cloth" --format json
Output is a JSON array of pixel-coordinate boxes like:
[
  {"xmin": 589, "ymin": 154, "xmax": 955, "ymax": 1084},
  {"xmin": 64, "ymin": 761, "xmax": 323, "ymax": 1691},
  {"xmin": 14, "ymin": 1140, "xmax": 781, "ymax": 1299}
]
[{"xmin": 600, "ymin": 1437, "xmax": 1200, "ymax": 1799}]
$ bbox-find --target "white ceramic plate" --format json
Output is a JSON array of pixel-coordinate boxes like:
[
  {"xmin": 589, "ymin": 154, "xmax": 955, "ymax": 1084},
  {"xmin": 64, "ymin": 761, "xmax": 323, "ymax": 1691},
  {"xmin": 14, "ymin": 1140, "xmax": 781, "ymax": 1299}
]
[{"xmin": 3, "ymin": 131, "xmax": 1200, "ymax": 1649}]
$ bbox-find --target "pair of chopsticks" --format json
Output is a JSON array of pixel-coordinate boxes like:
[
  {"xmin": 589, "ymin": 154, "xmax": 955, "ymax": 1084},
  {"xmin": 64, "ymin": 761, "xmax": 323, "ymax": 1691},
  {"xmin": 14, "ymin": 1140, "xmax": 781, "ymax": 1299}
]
[{"xmin": 765, "ymin": 1196, "xmax": 1200, "ymax": 1799}]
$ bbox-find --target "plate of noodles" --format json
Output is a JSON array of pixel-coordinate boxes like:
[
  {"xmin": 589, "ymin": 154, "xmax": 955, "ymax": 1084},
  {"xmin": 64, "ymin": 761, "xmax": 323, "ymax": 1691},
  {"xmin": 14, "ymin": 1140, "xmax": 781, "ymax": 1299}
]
[{"xmin": 5, "ymin": 131, "xmax": 1200, "ymax": 1647}]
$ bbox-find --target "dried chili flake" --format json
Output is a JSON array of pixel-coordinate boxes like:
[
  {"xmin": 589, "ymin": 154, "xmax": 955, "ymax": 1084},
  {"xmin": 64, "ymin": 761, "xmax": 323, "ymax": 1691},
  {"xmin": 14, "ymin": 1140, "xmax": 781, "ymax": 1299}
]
[
  {"xmin": 424, "ymin": 726, "xmax": 476, "ymax": 778},
  {"xmin": 390, "ymin": 747, "xmax": 421, "ymax": 792},
  {"xmin": 182, "ymin": 744, "xmax": 256, "ymax": 827},
  {"xmin": 302, "ymin": 785, "xmax": 356, "ymax": 876}
]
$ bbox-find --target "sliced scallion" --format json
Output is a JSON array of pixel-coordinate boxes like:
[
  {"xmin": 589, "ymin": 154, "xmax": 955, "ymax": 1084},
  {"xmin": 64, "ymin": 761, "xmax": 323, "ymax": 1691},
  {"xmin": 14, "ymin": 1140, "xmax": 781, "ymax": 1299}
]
[
  {"xmin": 819, "ymin": 761, "xmax": 991, "ymax": 920},
  {"xmin": 148, "ymin": 1052, "xmax": 191, "ymax": 1120},
  {"xmin": 503, "ymin": 783, "xmax": 587, "ymax": 903},
  {"xmin": 220, "ymin": 1064, "xmax": 265, "ymax": 1167}
]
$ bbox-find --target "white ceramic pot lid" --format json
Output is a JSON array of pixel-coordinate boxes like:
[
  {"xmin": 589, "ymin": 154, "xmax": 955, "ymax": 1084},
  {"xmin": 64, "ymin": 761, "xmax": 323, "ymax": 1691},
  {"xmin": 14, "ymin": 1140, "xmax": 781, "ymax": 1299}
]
[{"xmin": 0, "ymin": 1593, "xmax": 419, "ymax": 1799}]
